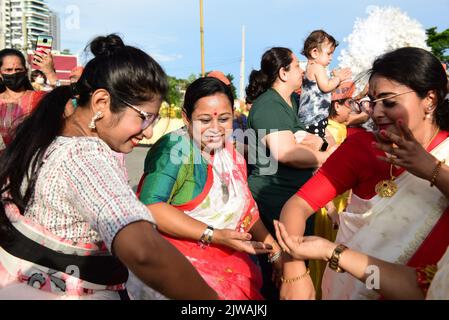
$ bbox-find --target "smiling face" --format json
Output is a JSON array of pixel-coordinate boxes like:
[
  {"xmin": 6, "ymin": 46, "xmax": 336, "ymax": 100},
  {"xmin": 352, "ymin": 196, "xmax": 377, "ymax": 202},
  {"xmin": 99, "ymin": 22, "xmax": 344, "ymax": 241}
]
[
  {"xmin": 369, "ymin": 75, "xmax": 432, "ymax": 143},
  {"xmin": 98, "ymin": 96, "xmax": 162, "ymax": 154},
  {"xmin": 185, "ymin": 93, "xmax": 233, "ymax": 153}
]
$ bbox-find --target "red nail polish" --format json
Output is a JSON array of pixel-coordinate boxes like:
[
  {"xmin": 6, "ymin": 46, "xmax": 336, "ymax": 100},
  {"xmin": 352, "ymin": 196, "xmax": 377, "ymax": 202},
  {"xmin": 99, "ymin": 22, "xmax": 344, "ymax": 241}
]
[{"xmin": 381, "ymin": 130, "xmax": 387, "ymax": 136}]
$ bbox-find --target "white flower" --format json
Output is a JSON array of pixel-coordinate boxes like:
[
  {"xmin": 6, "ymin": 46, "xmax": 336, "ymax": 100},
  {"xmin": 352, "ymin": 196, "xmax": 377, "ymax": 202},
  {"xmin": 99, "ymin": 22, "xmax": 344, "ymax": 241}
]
[{"xmin": 338, "ymin": 6, "xmax": 431, "ymax": 94}]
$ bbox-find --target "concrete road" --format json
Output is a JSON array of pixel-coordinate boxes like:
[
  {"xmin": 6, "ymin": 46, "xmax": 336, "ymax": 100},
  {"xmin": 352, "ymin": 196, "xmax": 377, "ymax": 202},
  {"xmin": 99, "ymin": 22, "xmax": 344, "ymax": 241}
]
[{"xmin": 125, "ymin": 145, "xmax": 151, "ymax": 192}]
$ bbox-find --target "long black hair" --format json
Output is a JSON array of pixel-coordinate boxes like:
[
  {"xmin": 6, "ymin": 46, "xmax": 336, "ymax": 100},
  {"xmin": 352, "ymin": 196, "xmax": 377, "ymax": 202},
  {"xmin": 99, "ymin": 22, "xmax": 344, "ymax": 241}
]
[
  {"xmin": 370, "ymin": 47, "xmax": 449, "ymax": 130},
  {"xmin": 245, "ymin": 47, "xmax": 293, "ymax": 103},
  {"xmin": 0, "ymin": 48, "xmax": 34, "ymax": 92},
  {"xmin": 0, "ymin": 34, "xmax": 168, "ymax": 241}
]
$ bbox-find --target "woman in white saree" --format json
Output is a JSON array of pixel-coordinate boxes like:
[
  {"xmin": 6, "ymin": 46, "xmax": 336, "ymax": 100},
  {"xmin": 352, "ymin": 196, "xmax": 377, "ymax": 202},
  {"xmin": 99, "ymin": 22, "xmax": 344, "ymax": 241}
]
[{"xmin": 277, "ymin": 47, "xmax": 449, "ymax": 300}]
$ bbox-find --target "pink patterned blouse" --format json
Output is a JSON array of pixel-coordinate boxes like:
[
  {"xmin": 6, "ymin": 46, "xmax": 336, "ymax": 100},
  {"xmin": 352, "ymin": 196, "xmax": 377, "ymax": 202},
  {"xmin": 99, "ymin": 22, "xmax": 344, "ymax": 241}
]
[{"xmin": 24, "ymin": 136, "xmax": 154, "ymax": 251}]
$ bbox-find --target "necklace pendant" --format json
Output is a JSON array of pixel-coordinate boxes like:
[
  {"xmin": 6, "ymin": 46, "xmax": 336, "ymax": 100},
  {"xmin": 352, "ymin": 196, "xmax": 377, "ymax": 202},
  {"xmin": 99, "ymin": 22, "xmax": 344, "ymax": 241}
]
[{"xmin": 375, "ymin": 179, "xmax": 398, "ymax": 198}]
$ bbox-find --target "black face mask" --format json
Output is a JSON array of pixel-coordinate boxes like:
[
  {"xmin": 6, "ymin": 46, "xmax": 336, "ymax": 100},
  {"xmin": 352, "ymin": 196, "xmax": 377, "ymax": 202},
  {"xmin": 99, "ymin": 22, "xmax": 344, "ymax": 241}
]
[{"xmin": 1, "ymin": 71, "xmax": 28, "ymax": 91}]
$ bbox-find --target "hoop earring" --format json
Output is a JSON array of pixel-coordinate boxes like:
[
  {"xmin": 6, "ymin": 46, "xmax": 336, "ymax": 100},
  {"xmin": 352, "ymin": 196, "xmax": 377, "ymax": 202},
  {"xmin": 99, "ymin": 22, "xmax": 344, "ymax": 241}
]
[{"xmin": 88, "ymin": 111, "xmax": 103, "ymax": 130}]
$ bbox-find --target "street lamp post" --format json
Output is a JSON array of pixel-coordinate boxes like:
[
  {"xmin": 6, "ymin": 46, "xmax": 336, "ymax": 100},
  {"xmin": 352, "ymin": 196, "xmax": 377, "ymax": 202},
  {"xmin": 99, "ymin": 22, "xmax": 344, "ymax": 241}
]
[{"xmin": 199, "ymin": 0, "xmax": 205, "ymax": 77}]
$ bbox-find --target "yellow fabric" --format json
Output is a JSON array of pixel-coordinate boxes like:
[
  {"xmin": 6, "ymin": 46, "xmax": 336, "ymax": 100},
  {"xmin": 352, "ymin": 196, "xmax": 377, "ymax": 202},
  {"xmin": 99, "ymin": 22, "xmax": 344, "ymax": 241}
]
[
  {"xmin": 311, "ymin": 118, "xmax": 348, "ymax": 299},
  {"xmin": 326, "ymin": 119, "xmax": 347, "ymax": 145},
  {"xmin": 310, "ymin": 192, "xmax": 350, "ymax": 299}
]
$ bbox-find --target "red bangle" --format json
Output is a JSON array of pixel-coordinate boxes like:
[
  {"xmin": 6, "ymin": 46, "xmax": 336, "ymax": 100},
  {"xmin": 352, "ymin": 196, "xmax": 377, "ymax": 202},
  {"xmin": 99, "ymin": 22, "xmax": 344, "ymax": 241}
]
[{"xmin": 416, "ymin": 265, "xmax": 438, "ymax": 296}]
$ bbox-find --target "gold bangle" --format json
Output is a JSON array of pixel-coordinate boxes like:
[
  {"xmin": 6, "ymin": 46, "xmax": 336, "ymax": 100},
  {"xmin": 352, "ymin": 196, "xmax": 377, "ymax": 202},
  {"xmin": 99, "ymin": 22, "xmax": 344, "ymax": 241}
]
[
  {"xmin": 280, "ymin": 269, "xmax": 310, "ymax": 284},
  {"xmin": 430, "ymin": 160, "xmax": 445, "ymax": 187},
  {"xmin": 328, "ymin": 244, "xmax": 348, "ymax": 273}
]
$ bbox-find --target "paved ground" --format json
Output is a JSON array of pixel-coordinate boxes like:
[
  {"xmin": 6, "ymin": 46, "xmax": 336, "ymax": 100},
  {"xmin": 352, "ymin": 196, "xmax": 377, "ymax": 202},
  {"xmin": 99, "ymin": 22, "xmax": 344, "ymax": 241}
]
[{"xmin": 125, "ymin": 145, "xmax": 151, "ymax": 192}]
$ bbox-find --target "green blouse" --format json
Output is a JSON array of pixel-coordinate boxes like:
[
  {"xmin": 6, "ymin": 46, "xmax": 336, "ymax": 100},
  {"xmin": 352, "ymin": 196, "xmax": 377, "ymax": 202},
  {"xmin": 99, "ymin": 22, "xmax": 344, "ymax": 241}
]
[
  {"xmin": 139, "ymin": 128, "xmax": 208, "ymax": 206},
  {"xmin": 246, "ymin": 88, "xmax": 314, "ymax": 208}
]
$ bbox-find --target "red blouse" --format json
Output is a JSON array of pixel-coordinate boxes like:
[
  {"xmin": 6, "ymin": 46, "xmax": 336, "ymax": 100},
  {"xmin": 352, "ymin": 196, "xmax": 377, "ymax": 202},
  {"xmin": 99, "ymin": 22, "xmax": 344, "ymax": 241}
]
[{"xmin": 298, "ymin": 130, "xmax": 449, "ymax": 211}]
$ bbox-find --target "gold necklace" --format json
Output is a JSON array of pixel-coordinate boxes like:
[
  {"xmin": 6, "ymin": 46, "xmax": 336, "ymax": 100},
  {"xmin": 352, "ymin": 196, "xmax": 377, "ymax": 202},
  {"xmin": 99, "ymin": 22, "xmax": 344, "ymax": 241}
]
[
  {"xmin": 375, "ymin": 164, "xmax": 398, "ymax": 198},
  {"xmin": 375, "ymin": 128, "xmax": 440, "ymax": 198}
]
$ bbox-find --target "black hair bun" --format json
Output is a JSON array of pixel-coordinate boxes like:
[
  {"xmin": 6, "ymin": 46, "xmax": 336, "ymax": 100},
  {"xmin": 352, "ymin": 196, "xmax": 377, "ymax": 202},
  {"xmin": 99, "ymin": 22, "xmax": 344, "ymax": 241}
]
[{"xmin": 90, "ymin": 34, "xmax": 125, "ymax": 57}]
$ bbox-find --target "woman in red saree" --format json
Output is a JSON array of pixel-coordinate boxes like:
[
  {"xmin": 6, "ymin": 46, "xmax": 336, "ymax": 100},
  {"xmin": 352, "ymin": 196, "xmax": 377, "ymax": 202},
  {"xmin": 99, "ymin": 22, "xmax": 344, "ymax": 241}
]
[{"xmin": 277, "ymin": 47, "xmax": 449, "ymax": 300}]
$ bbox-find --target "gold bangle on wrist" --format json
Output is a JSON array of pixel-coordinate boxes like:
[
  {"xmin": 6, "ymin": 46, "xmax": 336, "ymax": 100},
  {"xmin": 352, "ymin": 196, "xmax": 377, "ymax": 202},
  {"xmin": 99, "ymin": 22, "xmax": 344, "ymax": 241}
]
[
  {"xmin": 328, "ymin": 244, "xmax": 348, "ymax": 273},
  {"xmin": 430, "ymin": 160, "xmax": 445, "ymax": 187},
  {"xmin": 280, "ymin": 269, "xmax": 311, "ymax": 284}
]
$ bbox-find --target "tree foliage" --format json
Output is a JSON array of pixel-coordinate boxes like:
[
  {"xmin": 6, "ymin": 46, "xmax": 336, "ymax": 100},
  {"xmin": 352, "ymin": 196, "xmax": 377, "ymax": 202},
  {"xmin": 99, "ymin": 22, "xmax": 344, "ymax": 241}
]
[
  {"xmin": 166, "ymin": 76, "xmax": 189, "ymax": 106},
  {"xmin": 166, "ymin": 72, "xmax": 238, "ymax": 107},
  {"xmin": 426, "ymin": 27, "xmax": 449, "ymax": 64}
]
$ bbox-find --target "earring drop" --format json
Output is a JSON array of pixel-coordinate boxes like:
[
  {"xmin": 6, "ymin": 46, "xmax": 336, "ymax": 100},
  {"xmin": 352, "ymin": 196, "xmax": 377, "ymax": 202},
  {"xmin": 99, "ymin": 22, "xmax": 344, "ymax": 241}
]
[{"xmin": 88, "ymin": 111, "xmax": 103, "ymax": 130}]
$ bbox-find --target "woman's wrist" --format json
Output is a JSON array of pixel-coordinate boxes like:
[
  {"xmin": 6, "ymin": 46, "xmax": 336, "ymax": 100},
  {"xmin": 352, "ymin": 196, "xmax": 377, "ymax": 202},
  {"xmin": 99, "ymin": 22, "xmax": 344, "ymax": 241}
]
[
  {"xmin": 210, "ymin": 228, "xmax": 221, "ymax": 245},
  {"xmin": 325, "ymin": 242, "xmax": 339, "ymax": 261},
  {"xmin": 198, "ymin": 225, "xmax": 214, "ymax": 248},
  {"xmin": 283, "ymin": 259, "xmax": 307, "ymax": 277},
  {"xmin": 429, "ymin": 159, "xmax": 445, "ymax": 187}
]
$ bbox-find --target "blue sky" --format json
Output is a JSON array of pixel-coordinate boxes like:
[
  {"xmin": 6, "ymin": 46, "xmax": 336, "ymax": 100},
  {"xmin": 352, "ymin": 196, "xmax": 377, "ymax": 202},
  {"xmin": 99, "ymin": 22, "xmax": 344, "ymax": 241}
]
[{"xmin": 46, "ymin": 0, "xmax": 448, "ymax": 89}]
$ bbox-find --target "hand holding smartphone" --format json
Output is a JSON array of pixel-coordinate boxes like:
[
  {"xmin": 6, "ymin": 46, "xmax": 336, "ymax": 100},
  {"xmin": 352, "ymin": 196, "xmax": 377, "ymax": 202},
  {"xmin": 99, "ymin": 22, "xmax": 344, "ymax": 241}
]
[
  {"xmin": 35, "ymin": 35, "xmax": 53, "ymax": 54},
  {"xmin": 33, "ymin": 35, "xmax": 53, "ymax": 67}
]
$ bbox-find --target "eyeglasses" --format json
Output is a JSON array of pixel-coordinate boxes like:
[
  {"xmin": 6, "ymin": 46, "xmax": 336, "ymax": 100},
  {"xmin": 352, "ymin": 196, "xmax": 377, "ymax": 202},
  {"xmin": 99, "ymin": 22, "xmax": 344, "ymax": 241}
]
[
  {"xmin": 337, "ymin": 99, "xmax": 364, "ymax": 114},
  {"xmin": 119, "ymin": 98, "xmax": 160, "ymax": 130},
  {"xmin": 361, "ymin": 90, "xmax": 415, "ymax": 113}
]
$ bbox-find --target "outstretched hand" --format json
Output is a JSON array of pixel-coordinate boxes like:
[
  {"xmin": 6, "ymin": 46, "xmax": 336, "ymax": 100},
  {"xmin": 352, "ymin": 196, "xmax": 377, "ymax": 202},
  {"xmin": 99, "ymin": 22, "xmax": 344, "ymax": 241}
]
[
  {"xmin": 213, "ymin": 229, "xmax": 273, "ymax": 255},
  {"xmin": 373, "ymin": 120, "xmax": 440, "ymax": 181},
  {"xmin": 274, "ymin": 220, "xmax": 335, "ymax": 261}
]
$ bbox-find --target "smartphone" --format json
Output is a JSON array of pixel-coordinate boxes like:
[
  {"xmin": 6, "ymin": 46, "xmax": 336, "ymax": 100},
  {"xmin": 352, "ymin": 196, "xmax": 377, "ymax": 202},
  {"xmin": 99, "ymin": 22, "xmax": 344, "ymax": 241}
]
[{"xmin": 35, "ymin": 35, "xmax": 53, "ymax": 54}]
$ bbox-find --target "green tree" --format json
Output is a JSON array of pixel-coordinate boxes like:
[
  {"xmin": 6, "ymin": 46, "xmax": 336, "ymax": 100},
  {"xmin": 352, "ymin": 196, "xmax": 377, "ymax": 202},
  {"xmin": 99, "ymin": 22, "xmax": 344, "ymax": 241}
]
[
  {"xmin": 426, "ymin": 27, "xmax": 449, "ymax": 64},
  {"xmin": 225, "ymin": 73, "xmax": 238, "ymax": 98},
  {"xmin": 187, "ymin": 73, "xmax": 198, "ymax": 85},
  {"xmin": 166, "ymin": 76, "xmax": 183, "ymax": 106},
  {"xmin": 189, "ymin": 71, "xmax": 238, "ymax": 98}
]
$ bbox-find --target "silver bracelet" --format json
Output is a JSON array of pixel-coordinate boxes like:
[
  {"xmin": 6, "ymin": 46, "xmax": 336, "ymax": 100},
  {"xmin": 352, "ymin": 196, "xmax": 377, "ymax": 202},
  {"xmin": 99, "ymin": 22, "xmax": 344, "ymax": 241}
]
[
  {"xmin": 268, "ymin": 251, "xmax": 282, "ymax": 263},
  {"xmin": 199, "ymin": 225, "xmax": 214, "ymax": 248}
]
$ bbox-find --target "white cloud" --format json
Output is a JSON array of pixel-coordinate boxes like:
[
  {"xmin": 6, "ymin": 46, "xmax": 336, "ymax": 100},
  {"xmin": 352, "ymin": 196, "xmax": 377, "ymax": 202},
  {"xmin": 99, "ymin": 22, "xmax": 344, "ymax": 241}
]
[{"xmin": 150, "ymin": 52, "xmax": 183, "ymax": 63}]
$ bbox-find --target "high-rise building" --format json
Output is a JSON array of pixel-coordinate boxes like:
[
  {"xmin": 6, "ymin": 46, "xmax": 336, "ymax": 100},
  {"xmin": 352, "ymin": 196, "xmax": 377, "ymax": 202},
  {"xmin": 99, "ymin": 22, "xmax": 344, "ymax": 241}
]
[
  {"xmin": 0, "ymin": 0, "xmax": 12, "ymax": 48},
  {"xmin": 0, "ymin": 0, "xmax": 59, "ymax": 51},
  {"xmin": 48, "ymin": 10, "xmax": 59, "ymax": 51}
]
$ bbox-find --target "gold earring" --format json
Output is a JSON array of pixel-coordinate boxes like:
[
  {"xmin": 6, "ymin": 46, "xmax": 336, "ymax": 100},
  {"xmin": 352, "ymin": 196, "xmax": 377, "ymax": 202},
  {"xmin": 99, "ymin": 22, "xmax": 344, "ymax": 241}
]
[{"xmin": 88, "ymin": 111, "xmax": 103, "ymax": 130}]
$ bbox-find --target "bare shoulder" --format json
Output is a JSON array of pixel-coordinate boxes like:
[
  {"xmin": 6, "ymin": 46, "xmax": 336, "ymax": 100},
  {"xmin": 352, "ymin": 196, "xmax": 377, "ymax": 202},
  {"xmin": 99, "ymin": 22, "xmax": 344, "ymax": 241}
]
[{"xmin": 307, "ymin": 63, "xmax": 325, "ymax": 80}]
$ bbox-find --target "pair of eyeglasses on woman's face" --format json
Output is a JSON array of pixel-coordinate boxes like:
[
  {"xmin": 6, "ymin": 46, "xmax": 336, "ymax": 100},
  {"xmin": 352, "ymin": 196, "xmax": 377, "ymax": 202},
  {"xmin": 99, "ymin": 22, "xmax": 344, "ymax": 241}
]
[
  {"xmin": 344, "ymin": 90, "xmax": 415, "ymax": 115},
  {"xmin": 362, "ymin": 90, "xmax": 415, "ymax": 114},
  {"xmin": 119, "ymin": 98, "xmax": 160, "ymax": 130}
]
